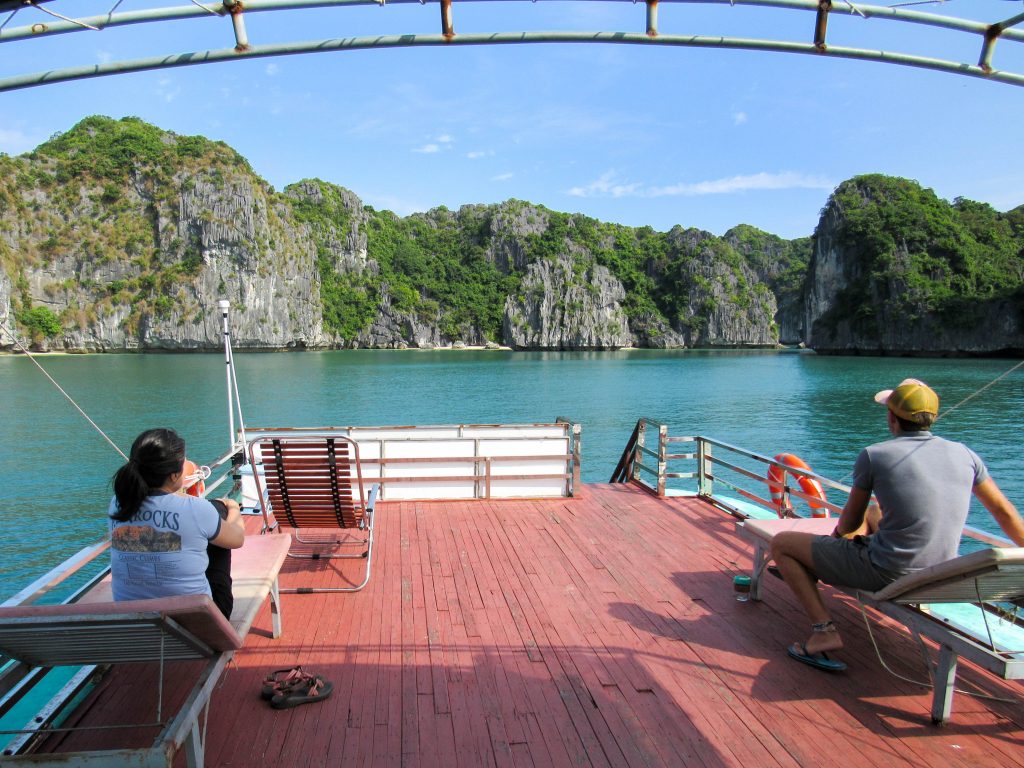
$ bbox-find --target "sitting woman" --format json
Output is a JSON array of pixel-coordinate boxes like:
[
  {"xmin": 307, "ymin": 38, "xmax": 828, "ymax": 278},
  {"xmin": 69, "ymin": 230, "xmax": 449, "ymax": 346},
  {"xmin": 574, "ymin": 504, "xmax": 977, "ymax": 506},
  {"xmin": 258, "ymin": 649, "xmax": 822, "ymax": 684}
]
[{"xmin": 109, "ymin": 428, "xmax": 245, "ymax": 619}]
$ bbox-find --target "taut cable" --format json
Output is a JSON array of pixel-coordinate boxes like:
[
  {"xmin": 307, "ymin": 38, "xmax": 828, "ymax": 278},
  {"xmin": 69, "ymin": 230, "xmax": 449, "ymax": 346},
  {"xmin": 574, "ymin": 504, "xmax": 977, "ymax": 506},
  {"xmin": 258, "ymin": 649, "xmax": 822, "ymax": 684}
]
[{"xmin": 2, "ymin": 327, "xmax": 128, "ymax": 461}]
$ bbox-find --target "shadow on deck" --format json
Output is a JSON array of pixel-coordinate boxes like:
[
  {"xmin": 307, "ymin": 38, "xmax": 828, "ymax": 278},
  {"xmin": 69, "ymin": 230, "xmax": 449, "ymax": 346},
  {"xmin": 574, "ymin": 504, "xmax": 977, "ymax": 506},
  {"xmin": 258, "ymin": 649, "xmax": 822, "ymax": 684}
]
[{"xmin": 41, "ymin": 483, "xmax": 1024, "ymax": 767}]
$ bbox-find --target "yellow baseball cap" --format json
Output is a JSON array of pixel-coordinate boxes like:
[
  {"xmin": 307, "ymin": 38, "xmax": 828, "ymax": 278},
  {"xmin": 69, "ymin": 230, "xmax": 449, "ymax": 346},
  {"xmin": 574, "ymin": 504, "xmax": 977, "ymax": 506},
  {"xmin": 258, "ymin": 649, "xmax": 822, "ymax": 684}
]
[{"xmin": 873, "ymin": 378, "xmax": 939, "ymax": 423}]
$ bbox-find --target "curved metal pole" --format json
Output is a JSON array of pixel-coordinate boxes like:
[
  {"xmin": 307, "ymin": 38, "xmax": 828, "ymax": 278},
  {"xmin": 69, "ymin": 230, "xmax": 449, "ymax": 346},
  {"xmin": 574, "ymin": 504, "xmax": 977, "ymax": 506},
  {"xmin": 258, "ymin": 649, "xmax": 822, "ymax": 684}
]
[
  {"xmin": 1, "ymin": 0, "xmax": 1021, "ymax": 44},
  {"xmin": 0, "ymin": 30, "xmax": 1022, "ymax": 94}
]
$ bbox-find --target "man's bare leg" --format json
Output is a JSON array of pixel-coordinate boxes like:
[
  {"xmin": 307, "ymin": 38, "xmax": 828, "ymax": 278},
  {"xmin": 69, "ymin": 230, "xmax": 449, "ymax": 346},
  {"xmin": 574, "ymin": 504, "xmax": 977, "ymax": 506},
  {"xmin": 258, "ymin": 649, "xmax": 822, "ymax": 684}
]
[{"xmin": 770, "ymin": 532, "xmax": 843, "ymax": 654}]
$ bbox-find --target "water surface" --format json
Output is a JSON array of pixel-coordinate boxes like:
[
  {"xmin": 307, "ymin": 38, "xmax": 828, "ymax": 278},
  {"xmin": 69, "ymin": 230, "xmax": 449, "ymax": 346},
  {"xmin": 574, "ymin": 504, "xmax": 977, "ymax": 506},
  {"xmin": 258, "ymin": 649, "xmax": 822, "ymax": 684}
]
[{"xmin": 2, "ymin": 349, "xmax": 1022, "ymax": 598}]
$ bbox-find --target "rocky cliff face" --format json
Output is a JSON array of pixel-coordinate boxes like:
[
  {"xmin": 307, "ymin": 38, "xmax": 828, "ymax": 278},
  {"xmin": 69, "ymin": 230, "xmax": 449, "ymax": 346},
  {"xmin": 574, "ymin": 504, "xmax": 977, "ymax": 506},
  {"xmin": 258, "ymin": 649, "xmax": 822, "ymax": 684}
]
[
  {"xmin": 659, "ymin": 228, "xmax": 778, "ymax": 347},
  {"xmin": 7, "ymin": 118, "xmax": 1018, "ymax": 356},
  {"xmin": 0, "ymin": 122, "xmax": 331, "ymax": 352},
  {"xmin": 804, "ymin": 176, "xmax": 1024, "ymax": 355},
  {"xmin": 503, "ymin": 253, "xmax": 632, "ymax": 349}
]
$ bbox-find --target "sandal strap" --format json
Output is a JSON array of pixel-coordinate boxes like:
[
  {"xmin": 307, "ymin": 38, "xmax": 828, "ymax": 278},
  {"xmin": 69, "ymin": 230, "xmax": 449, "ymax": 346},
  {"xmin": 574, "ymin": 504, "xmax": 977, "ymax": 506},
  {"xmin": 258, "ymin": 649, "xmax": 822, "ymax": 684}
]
[{"xmin": 812, "ymin": 620, "xmax": 837, "ymax": 633}]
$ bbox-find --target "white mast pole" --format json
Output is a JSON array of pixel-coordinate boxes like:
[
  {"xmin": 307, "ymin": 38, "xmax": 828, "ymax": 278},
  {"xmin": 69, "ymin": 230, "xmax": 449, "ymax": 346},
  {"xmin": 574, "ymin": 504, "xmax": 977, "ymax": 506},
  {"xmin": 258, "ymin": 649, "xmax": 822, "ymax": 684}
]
[{"xmin": 218, "ymin": 299, "xmax": 235, "ymax": 449}]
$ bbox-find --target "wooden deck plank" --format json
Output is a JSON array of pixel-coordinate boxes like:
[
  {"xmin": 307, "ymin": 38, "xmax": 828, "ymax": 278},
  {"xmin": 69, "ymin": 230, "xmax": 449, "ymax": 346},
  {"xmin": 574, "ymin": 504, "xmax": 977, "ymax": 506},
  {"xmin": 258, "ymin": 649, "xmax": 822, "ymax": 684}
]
[{"xmin": 32, "ymin": 483, "xmax": 1024, "ymax": 767}]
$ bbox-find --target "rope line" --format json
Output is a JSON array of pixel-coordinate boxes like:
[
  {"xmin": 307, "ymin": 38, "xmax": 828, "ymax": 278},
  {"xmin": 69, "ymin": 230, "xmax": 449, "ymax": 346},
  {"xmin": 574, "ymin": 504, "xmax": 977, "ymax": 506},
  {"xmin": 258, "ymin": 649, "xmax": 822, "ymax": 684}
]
[
  {"xmin": 856, "ymin": 599, "xmax": 1018, "ymax": 704},
  {"xmin": 2, "ymin": 327, "xmax": 127, "ymax": 461},
  {"xmin": 935, "ymin": 358, "xmax": 1024, "ymax": 422}
]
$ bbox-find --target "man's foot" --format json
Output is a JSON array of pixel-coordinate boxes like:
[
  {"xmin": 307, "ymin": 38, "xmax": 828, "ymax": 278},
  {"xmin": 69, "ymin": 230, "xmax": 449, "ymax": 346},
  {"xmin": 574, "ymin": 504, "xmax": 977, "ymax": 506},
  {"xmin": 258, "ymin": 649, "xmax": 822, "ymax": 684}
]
[
  {"xmin": 787, "ymin": 643, "xmax": 847, "ymax": 672},
  {"xmin": 802, "ymin": 619, "xmax": 843, "ymax": 656}
]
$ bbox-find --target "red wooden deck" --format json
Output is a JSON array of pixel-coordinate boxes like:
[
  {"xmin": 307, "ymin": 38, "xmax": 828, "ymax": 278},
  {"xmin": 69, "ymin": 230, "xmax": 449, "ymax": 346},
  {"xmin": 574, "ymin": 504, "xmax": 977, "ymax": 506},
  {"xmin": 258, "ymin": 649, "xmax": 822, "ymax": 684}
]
[{"xmin": 45, "ymin": 483, "xmax": 1024, "ymax": 767}]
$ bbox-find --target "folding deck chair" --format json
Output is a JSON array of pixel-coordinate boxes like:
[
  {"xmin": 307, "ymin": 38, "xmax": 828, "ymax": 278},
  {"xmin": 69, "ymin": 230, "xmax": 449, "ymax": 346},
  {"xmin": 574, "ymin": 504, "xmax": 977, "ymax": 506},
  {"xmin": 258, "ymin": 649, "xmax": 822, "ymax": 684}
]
[
  {"xmin": 248, "ymin": 435, "xmax": 379, "ymax": 593},
  {"xmin": 0, "ymin": 533, "xmax": 291, "ymax": 767},
  {"xmin": 737, "ymin": 517, "xmax": 1024, "ymax": 723}
]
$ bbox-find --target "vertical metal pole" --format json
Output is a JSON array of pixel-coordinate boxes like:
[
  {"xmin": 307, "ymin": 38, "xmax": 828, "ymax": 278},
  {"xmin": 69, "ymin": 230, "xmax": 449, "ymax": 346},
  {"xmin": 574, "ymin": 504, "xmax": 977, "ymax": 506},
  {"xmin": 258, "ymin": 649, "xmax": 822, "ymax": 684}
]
[
  {"xmin": 230, "ymin": 347, "xmax": 248, "ymax": 450},
  {"xmin": 646, "ymin": 0, "xmax": 658, "ymax": 37},
  {"xmin": 633, "ymin": 419, "xmax": 646, "ymax": 484},
  {"xmin": 571, "ymin": 421, "xmax": 581, "ymax": 497},
  {"xmin": 814, "ymin": 0, "xmax": 831, "ymax": 50},
  {"xmin": 440, "ymin": 0, "xmax": 454, "ymax": 39},
  {"xmin": 697, "ymin": 438, "xmax": 713, "ymax": 498},
  {"xmin": 219, "ymin": 299, "xmax": 235, "ymax": 449},
  {"xmin": 224, "ymin": 0, "xmax": 250, "ymax": 51},
  {"xmin": 657, "ymin": 423, "xmax": 667, "ymax": 496}
]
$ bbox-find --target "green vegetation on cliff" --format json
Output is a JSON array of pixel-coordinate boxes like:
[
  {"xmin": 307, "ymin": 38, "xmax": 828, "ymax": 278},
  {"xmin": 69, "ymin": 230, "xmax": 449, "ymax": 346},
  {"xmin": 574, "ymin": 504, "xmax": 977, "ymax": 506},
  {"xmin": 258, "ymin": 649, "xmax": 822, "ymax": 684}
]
[
  {"xmin": 5, "ymin": 116, "xmax": 1023, "ymax": 353},
  {"xmin": 822, "ymin": 174, "xmax": 1024, "ymax": 334},
  {"xmin": 31, "ymin": 115, "xmax": 250, "ymax": 184}
]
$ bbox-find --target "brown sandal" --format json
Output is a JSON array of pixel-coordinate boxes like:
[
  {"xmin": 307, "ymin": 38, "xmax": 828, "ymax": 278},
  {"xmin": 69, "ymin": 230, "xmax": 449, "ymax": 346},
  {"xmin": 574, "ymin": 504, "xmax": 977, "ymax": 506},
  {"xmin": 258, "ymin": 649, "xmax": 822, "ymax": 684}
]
[
  {"xmin": 261, "ymin": 666, "xmax": 305, "ymax": 700},
  {"xmin": 270, "ymin": 671, "xmax": 334, "ymax": 709}
]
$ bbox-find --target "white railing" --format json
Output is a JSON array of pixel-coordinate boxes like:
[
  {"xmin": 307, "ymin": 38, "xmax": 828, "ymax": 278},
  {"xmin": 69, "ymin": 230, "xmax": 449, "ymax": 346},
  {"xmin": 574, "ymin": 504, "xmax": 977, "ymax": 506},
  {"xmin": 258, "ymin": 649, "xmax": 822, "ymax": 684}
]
[{"xmin": 239, "ymin": 421, "xmax": 581, "ymax": 501}]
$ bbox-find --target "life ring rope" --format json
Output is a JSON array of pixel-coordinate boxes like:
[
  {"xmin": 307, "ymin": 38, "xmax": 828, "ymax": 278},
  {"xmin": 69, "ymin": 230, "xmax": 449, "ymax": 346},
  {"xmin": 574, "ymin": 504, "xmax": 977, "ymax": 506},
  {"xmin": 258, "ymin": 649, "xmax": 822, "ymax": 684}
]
[
  {"xmin": 183, "ymin": 460, "xmax": 211, "ymax": 497},
  {"xmin": 766, "ymin": 453, "xmax": 828, "ymax": 518}
]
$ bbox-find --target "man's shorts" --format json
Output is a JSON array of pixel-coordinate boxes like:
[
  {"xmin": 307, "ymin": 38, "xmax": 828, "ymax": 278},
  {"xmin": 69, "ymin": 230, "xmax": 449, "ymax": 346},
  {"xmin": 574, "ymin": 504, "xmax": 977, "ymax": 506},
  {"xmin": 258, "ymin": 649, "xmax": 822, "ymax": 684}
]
[{"xmin": 810, "ymin": 535, "xmax": 901, "ymax": 592}]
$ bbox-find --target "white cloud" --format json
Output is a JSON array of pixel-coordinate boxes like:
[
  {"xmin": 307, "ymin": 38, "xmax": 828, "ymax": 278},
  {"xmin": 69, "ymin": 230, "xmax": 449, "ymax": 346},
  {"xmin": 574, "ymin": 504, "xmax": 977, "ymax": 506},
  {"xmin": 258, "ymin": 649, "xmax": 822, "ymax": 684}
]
[
  {"xmin": 567, "ymin": 171, "xmax": 641, "ymax": 199},
  {"xmin": 648, "ymin": 172, "xmax": 834, "ymax": 197},
  {"xmin": 567, "ymin": 170, "xmax": 834, "ymax": 199},
  {"xmin": 413, "ymin": 143, "xmax": 440, "ymax": 154},
  {"xmin": 436, "ymin": 134, "xmax": 453, "ymax": 144},
  {"xmin": 732, "ymin": 111, "xmax": 748, "ymax": 126},
  {"xmin": 466, "ymin": 150, "xmax": 494, "ymax": 160},
  {"xmin": 97, "ymin": 50, "xmax": 113, "ymax": 65},
  {"xmin": 0, "ymin": 127, "xmax": 40, "ymax": 155},
  {"xmin": 492, "ymin": 172, "xmax": 514, "ymax": 181},
  {"xmin": 266, "ymin": 63, "xmax": 280, "ymax": 76}
]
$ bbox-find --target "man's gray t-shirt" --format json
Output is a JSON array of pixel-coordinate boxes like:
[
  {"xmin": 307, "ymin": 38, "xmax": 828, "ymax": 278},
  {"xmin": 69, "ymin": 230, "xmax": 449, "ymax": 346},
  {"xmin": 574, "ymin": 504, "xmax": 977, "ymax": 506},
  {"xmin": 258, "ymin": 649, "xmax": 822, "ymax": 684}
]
[
  {"xmin": 852, "ymin": 432, "xmax": 988, "ymax": 574},
  {"xmin": 109, "ymin": 491, "xmax": 222, "ymax": 601}
]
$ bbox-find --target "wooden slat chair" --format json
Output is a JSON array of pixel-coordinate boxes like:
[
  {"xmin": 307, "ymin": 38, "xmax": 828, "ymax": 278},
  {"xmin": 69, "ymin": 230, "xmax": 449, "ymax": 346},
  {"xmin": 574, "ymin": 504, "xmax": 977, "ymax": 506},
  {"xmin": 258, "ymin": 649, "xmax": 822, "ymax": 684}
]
[{"xmin": 247, "ymin": 436, "xmax": 379, "ymax": 593}]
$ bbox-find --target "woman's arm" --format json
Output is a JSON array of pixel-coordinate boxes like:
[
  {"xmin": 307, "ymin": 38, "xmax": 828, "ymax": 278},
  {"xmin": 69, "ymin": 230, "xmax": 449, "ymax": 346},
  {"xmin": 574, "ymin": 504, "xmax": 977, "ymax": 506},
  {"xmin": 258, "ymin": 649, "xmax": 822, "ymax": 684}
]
[{"xmin": 209, "ymin": 499, "xmax": 245, "ymax": 549}]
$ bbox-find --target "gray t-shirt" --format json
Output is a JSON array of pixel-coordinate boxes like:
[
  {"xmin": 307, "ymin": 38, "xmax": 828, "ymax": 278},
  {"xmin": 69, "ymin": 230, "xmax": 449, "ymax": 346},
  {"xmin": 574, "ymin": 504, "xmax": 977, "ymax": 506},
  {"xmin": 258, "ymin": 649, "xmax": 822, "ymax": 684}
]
[
  {"xmin": 109, "ymin": 491, "xmax": 222, "ymax": 601},
  {"xmin": 852, "ymin": 431, "xmax": 989, "ymax": 574}
]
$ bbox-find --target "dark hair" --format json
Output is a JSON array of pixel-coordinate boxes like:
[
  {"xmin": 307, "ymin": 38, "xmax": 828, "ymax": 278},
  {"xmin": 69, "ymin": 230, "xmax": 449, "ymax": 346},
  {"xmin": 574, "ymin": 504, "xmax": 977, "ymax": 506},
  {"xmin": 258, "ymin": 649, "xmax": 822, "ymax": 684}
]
[
  {"xmin": 894, "ymin": 413, "xmax": 934, "ymax": 432},
  {"xmin": 111, "ymin": 428, "xmax": 186, "ymax": 522}
]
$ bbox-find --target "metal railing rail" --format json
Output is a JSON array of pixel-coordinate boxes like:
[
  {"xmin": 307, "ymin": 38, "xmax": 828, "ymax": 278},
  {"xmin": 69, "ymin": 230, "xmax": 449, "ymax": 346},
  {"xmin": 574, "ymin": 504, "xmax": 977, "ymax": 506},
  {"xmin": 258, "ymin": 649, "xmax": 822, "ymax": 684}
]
[
  {"xmin": 613, "ymin": 417, "xmax": 1017, "ymax": 550},
  {"xmin": 1, "ymin": 1, "xmax": 1023, "ymax": 92}
]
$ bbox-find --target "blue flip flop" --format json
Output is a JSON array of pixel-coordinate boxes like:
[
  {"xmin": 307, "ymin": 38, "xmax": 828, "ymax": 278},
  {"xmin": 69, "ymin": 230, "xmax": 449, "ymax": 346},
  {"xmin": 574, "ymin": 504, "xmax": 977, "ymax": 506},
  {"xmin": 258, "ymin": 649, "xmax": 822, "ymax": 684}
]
[{"xmin": 787, "ymin": 643, "xmax": 847, "ymax": 672}]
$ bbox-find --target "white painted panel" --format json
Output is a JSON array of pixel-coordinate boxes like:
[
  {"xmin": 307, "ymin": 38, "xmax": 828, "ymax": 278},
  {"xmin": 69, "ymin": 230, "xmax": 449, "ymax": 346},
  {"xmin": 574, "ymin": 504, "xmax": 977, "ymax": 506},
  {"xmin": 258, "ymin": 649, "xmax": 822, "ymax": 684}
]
[
  {"xmin": 478, "ymin": 438, "xmax": 569, "ymax": 457},
  {"xmin": 388, "ymin": 461, "xmax": 477, "ymax": 479},
  {"xmin": 383, "ymin": 440, "xmax": 475, "ymax": 459},
  {"xmin": 490, "ymin": 460, "xmax": 566, "ymax": 477},
  {"xmin": 489, "ymin": 478, "xmax": 567, "ymax": 497},
  {"xmin": 352, "ymin": 428, "xmax": 461, "ymax": 441},
  {"xmin": 384, "ymin": 481, "xmax": 476, "ymax": 500},
  {"xmin": 461, "ymin": 426, "xmax": 567, "ymax": 439}
]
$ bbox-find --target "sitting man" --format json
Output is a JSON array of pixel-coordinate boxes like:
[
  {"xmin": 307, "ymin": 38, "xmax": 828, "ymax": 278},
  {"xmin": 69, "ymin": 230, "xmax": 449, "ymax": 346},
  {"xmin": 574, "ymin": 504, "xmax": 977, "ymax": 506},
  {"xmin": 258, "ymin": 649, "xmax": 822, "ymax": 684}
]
[{"xmin": 770, "ymin": 378, "xmax": 1024, "ymax": 672}]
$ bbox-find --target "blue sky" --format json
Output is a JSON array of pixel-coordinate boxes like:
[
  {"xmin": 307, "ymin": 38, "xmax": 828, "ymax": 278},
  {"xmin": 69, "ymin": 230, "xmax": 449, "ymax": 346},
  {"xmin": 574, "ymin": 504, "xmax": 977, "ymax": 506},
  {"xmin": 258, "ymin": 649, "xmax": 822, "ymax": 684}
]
[{"xmin": 1, "ymin": 0, "xmax": 1022, "ymax": 239}]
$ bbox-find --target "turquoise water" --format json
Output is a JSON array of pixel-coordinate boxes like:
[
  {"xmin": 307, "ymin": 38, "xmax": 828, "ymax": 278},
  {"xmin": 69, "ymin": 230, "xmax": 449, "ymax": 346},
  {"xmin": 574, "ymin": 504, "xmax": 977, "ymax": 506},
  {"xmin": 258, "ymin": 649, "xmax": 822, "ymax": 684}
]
[{"xmin": 2, "ymin": 349, "xmax": 1023, "ymax": 600}]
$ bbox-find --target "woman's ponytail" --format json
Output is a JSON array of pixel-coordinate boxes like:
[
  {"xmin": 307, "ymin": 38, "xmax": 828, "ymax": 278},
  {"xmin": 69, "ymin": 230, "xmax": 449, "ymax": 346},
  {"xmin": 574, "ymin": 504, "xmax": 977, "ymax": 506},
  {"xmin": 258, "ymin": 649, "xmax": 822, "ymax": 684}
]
[{"xmin": 111, "ymin": 429, "xmax": 186, "ymax": 522}]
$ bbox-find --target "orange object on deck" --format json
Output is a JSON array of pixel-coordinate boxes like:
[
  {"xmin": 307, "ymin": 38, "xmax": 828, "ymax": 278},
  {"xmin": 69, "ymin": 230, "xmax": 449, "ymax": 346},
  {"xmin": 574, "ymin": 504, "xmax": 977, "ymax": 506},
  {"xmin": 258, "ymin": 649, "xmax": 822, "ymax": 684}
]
[
  {"xmin": 183, "ymin": 458, "xmax": 206, "ymax": 497},
  {"xmin": 767, "ymin": 452, "xmax": 828, "ymax": 517}
]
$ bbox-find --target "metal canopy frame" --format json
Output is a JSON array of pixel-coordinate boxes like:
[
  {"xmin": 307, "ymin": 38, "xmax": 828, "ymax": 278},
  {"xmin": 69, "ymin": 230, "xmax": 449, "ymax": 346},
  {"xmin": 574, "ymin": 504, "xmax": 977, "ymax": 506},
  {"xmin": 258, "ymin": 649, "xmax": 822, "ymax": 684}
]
[{"xmin": 0, "ymin": 0, "xmax": 1023, "ymax": 92}]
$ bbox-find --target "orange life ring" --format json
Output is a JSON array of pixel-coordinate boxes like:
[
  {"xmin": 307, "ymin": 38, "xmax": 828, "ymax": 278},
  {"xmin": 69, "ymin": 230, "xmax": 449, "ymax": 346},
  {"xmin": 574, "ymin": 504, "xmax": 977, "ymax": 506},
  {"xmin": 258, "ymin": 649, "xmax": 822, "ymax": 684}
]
[
  {"xmin": 183, "ymin": 459, "xmax": 206, "ymax": 497},
  {"xmin": 766, "ymin": 453, "xmax": 828, "ymax": 518}
]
